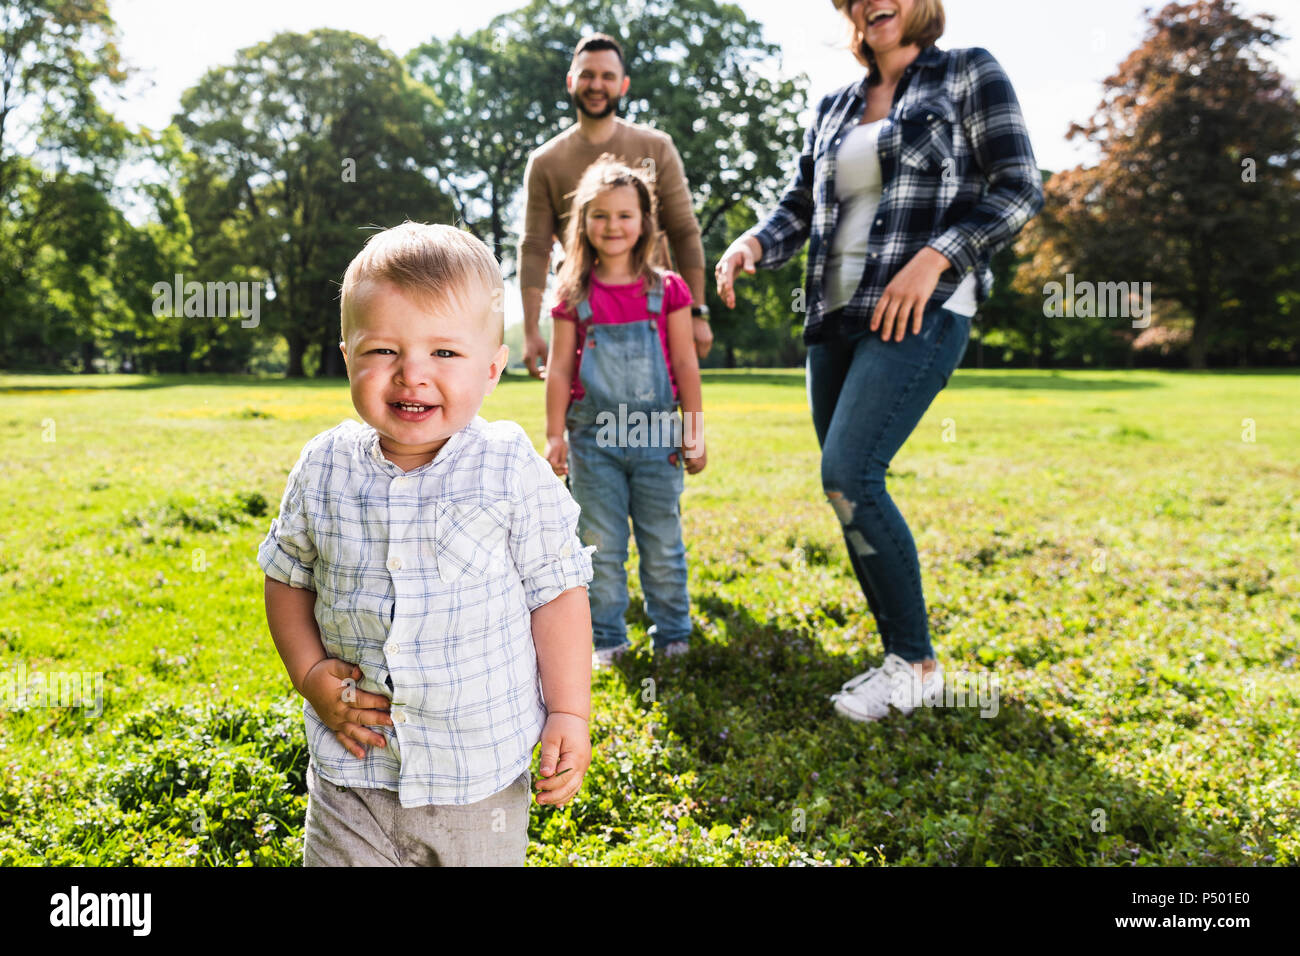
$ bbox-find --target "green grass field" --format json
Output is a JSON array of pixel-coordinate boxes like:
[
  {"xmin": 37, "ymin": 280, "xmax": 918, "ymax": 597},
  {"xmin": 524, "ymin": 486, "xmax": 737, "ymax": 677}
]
[{"xmin": 0, "ymin": 367, "xmax": 1296, "ymax": 865}]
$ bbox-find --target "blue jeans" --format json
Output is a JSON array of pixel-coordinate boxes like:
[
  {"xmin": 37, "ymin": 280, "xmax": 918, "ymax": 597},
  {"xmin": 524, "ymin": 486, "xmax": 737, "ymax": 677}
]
[
  {"xmin": 806, "ymin": 301, "xmax": 972, "ymax": 663},
  {"xmin": 566, "ymin": 424, "xmax": 691, "ymax": 651}
]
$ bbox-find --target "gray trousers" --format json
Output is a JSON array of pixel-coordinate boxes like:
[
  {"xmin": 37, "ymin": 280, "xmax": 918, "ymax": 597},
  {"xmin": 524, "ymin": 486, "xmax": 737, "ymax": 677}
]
[{"xmin": 303, "ymin": 762, "xmax": 531, "ymax": 867}]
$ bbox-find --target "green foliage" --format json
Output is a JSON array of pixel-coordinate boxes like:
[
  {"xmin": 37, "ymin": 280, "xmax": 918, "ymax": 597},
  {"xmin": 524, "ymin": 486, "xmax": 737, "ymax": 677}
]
[{"xmin": 176, "ymin": 29, "xmax": 457, "ymax": 378}]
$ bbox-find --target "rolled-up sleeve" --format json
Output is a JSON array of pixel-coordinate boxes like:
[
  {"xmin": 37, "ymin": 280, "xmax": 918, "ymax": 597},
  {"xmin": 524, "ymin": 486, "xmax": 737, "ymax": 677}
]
[
  {"xmin": 257, "ymin": 453, "xmax": 317, "ymax": 590},
  {"xmin": 926, "ymin": 47, "xmax": 1044, "ymax": 274},
  {"xmin": 507, "ymin": 437, "xmax": 594, "ymax": 611}
]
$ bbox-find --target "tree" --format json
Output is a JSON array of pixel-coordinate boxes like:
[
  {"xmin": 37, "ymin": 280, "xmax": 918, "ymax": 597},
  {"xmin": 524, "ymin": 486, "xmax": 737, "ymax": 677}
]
[
  {"xmin": 0, "ymin": 0, "xmax": 132, "ymax": 371},
  {"xmin": 176, "ymin": 30, "xmax": 455, "ymax": 377},
  {"xmin": 0, "ymin": 0, "xmax": 127, "ymax": 209},
  {"xmin": 407, "ymin": 0, "xmax": 806, "ymax": 289},
  {"xmin": 1018, "ymin": 0, "xmax": 1300, "ymax": 369}
]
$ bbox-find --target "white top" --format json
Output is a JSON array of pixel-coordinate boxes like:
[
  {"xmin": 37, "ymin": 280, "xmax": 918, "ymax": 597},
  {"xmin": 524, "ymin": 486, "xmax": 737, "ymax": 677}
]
[{"xmin": 825, "ymin": 118, "xmax": 977, "ymax": 317}]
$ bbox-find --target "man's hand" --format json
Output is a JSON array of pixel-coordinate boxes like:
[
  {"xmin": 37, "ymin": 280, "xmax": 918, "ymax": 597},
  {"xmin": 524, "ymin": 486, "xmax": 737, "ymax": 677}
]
[
  {"xmin": 870, "ymin": 246, "xmax": 952, "ymax": 341},
  {"xmin": 533, "ymin": 712, "xmax": 590, "ymax": 807},
  {"xmin": 524, "ymin": 328, "xmax": 549, "ymax": 379},
  {"xmin": 692, "ymin": 315, "xmax": 713, "ymax": 360},
  {"xmin": 544, "ymin": 434, "xmax": 569, "ymax": 477},
  {"xmin": 300, "ymin": 659, "xmax": 392, "ymax": 759}
]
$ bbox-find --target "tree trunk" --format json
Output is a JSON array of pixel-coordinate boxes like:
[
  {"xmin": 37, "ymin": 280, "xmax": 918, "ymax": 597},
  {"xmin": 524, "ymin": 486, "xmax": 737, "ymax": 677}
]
[
  {"xmin": 287, "ymin": 331, "xmax": 307, "ymax": 378},
  {"xmin": 1188, "ymin": 319, "xmax": 1209, "ymax": 370},
  {"xmin": 489, "ymin": 180, "xmax": 505, "ymax": 265},
  {"xmin": 1189, "ymin": 282, "xmax": 1212, "ymax": 370},
  {"xmin": 317, "ymin": 324, "xmax": 344, "ymax": 377}
]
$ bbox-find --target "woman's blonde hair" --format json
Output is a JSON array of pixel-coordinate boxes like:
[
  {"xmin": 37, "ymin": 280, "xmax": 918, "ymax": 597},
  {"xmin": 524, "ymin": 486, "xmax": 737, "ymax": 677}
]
[
  {"xmin": 553, "ymin": 154, "xmax": 661, "ymax": 310},
  {"xmin": 843, "ymin": 0, "xmax": 945, "ymax": 83}
]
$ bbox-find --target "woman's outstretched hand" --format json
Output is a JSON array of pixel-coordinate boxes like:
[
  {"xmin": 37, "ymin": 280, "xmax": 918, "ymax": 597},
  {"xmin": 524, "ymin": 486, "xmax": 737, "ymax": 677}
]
[{"xmin": 714, "ymin": 236, "xmax": 762, "ymax": 309}]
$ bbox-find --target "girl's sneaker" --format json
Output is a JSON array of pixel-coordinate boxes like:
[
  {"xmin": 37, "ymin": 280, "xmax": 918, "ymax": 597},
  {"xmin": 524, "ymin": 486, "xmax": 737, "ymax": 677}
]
[
  {"xmin": 591, "ymin": 645, "xmax": 629, "ymax": 670},
  {"xmin": 831, "ymin": 653, "xmax": 943, "ymax": 722}
]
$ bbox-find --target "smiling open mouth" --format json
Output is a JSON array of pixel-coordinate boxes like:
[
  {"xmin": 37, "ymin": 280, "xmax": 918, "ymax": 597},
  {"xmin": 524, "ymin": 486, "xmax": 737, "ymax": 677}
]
[
  {"xmin": 390, "ymin": 402, "xmax": 437, "ymax": 420},
  {"xmin": 868, "ymin": 9, "xmax": 897, "ymax": 26}
]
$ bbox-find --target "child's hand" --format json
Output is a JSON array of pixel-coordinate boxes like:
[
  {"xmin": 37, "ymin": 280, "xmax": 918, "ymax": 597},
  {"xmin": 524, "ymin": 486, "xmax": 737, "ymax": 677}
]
[
  {"xmin": 533, "ymin": 712, "xmax": 590, "ymax": 807},
  {"xmin": 671, "ymin": 436, "xmax": 707, "ymax": 475},
  {"xmin": 301, "ymin": 659, "xmax": 392, "ymax": 759},
  {"xmin": 685, "ymin": 439, "xmax": 707, "ymax": 474},
  {"xmin": 544, "ymin": 434, "xmax": 569, "ymax": 477}
]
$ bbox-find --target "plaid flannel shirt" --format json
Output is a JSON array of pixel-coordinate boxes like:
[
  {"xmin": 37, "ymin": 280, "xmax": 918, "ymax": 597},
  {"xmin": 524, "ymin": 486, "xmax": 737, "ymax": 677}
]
[
  {"xmin": 257, "ymin": 416, "xmax": 594, "ymax": 807},
  {"xmin": 749, "ymin": 45, "xmax": 1044, "ymax": 343}
]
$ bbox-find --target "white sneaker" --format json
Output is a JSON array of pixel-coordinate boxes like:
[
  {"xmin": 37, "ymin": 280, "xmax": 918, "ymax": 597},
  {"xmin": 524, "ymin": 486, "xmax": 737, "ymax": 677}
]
[
  {"xmin": 831, "ymin": 653, "xmax": 943, "ymax": 722},
  {"xmin": 591, "ymin": 645, "xmax": 629, "ymax": 669},
  {"xmin": 656, "ymin": 640, "xmax": 689, "ymax": 659}
]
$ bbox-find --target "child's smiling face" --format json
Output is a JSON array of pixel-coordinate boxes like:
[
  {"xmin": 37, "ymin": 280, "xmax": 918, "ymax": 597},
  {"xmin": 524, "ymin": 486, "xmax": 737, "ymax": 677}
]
[
  {"xmin": 340, "ymin": 279, "xmax": 507, "ymax": 468},
  {"xmin": 584, "ymin": 184, "xmax": 643, "ymax": 262}
]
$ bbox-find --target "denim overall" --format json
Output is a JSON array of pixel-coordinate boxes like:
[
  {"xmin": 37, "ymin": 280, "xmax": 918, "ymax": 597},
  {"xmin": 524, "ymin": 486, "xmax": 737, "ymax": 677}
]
[{"xmin": 565, "ymin": 274, "xmax": 691, "ymax": 652}]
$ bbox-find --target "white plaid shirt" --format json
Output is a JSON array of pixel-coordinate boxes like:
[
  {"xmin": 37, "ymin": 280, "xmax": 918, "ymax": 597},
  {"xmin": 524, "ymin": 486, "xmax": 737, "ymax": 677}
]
[
  {"xmin": 257, "ymin": 416, "xmax": 594, "ymax": 807},
  {"xmin": 749, "ymin": 44, "xmax": 1044, "ymax": 343}
]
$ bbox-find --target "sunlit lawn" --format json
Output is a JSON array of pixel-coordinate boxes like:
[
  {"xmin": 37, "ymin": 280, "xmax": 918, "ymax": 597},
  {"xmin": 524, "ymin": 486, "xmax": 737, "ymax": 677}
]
[{"xmin": 0, "ymin": 367, "xmax": 1296, "ymax": 864}]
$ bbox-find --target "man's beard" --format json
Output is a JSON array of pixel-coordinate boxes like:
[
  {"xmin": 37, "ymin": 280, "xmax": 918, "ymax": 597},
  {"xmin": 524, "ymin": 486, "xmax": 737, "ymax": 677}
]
[{"xmin": 572, "ymin": 89, "xmax": 620, "ymax": 119}]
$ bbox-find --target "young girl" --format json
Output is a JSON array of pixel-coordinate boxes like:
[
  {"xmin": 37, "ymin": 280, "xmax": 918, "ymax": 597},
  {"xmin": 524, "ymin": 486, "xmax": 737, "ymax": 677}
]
[{"xmin": 544, "ymin": 155, "xmax": 706, "ymax": 667}]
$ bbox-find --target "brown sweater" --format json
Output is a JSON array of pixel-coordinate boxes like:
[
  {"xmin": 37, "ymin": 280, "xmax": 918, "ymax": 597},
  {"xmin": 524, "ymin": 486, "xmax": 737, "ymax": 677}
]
[{"xmin": 519, "ymin": 117, "xmax": 705, "ymax": 296}]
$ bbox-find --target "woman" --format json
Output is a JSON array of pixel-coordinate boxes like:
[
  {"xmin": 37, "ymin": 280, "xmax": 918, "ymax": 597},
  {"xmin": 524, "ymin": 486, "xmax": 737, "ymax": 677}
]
[{"xmin": 715, "ymin": 0, "xmax": 1043, "ymax": 721}]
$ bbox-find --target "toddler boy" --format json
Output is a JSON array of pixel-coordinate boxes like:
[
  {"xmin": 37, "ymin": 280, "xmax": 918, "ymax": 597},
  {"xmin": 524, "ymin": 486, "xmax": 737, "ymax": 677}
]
[{"xmin": 258, "ymin": 222, "xmax": 594, "ymax": 866}]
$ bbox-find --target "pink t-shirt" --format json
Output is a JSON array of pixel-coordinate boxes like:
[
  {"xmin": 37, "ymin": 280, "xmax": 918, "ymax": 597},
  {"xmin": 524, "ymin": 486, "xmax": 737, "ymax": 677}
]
[{"xmin": 551, "ymin": 270, "xmax": 692, "ymax": 405}]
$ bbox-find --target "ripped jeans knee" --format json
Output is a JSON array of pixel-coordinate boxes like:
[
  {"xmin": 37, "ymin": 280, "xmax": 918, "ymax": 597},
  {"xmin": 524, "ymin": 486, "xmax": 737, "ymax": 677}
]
[{"xmin": 824, "ymin": 488, "xmax": 877, "ymax": 558}]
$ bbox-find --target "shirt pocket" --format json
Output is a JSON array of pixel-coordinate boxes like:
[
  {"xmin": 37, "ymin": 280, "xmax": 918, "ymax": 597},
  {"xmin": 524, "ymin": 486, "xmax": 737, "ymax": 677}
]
[
  {"xmin": 897, "ymin": 101, "xmax": 957, "ymax": 175},
  {"xmin": 434, "ymin": 495, "xmax": 512, "ymax": 582}
]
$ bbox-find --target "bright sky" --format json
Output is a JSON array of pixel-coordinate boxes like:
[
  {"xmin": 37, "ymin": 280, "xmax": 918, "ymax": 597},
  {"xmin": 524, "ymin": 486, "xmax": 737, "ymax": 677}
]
[
  {"xmin": 112, "ymin": 0, "xmax": 1298, "ymax": 172},
  {"xmin": 107, "ymin": 0, "xmax": 1299, "ymax": 326}
]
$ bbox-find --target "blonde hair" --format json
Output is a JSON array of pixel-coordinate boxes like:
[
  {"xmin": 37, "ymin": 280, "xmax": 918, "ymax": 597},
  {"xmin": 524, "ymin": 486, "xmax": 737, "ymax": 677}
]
[
  {"xmin": 340, "ymin": 222, "xmax": 503, "ymax": 347},
  {"xmin": 843, "ymin": 0, "xmax": 945, "ymax": 81},
  {"xmin": 553, "ymin": 155, "xmax": 662, "ymax": 310}
]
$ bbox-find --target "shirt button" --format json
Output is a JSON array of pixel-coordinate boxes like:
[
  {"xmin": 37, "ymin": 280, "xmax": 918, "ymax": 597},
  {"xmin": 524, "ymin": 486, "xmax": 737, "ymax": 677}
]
[
  {"xmin": 387, "ymin": 556, "xmax": 403, "ymax": 572},
  {"xmin": 392, "ymin": 710, "xmax": 407, "ymax": 724},
  {"xmin": 560, "ymin": 543, "xmax": 573, "ymax": 558},
  {"xmin": 385, "ymin": 641, "xmax": 399, "ymax": 655},
  {"xmin": 875, "ymin": 218, "xmax": 883, "ymax": 226},
  {"xmin": 871, "ymin": 252, "xmax": 879, "ymax": 259},
  {"xmin": 392, "ymin": 476, "xmax": 411, "ymax": 489}
]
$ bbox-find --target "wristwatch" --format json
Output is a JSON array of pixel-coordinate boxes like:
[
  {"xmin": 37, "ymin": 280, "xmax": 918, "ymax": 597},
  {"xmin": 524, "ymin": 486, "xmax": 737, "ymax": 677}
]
[{"xmin": 691, "ymin": 304, "xmax": 710, "ymax": 320}]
